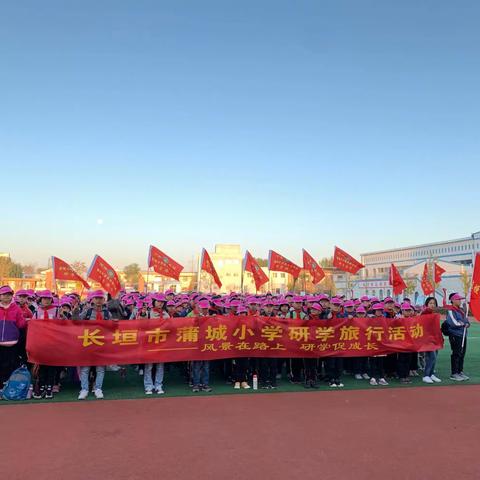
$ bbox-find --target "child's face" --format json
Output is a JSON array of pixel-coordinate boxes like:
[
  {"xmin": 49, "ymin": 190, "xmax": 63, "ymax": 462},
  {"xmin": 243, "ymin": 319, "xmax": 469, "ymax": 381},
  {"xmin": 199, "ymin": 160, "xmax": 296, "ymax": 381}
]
[
  {"xmin": 0, "ymin": 293, "xmax": 13, "ymax": 305},
  {"xmin": 17, "ymin": 295, "xmax": 27, "ymax": 305},
  {"xmin": 452, "ymin": 299, "xmax": 462, "ymax": 307},
  {"xmin": 375, "ymin": 310, "xmax": 383, "ymax": 317},
  {"xmin": 280, "ymin": 305, "xmax": 289, "ymax": 313},
  {"xmin": 331, "ymin": 304, "xmax": 341, "ymax": 312},
  {"xmin": 427, "ymin": 299, "xmax": 437, "ymax": 310},
  {"xmin": 41, "ymin": 298, "xmax": 52, "ymax": 307},
  {"xmin": 403, "ymin": 309, "xmax": 413, "ymax": 317}
]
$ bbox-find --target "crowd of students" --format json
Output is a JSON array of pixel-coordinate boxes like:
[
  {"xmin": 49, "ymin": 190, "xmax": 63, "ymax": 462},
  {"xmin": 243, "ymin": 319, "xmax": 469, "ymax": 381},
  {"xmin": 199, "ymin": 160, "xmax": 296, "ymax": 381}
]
[{"xmin": 0, "ymin": 285, "xmax": 471, "ymax": 400}]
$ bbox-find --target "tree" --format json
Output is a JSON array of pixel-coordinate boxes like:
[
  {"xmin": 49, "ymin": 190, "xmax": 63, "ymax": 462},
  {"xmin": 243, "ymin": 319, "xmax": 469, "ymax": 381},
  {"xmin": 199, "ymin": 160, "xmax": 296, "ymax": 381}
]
[
  {"xmin": 460, "ymin": 269, "xmax": 471, "ymax": 298},
  {"xmin": 320, "ymin": 257, "xmax": 334, "ymax": 268},
  {"xmin": 71, "ymin": 261, "xmax": 87, "ymax": 276},
  {"xmin": 255, "ymin": 258, "xmax": 268, "ymax": 267},
  {"xmin": 404, "ymin": 277, "xmax": 417, "ymax": 296},
  {"xmin": 124, "ymin": 263, "xmax": 141, "ymax": 286},
  {"xmin": 22, "ymin": 264, "xmax": 36, "ymax": 275},
  {"xmin": 0, "ymin": 256, "xmax": 23, "ymax": 280}
]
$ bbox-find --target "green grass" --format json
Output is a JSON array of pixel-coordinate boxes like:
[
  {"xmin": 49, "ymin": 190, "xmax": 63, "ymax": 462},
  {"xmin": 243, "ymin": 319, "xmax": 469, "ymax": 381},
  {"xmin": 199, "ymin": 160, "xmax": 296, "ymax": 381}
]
[{"xmin": 3, "ymin": 321, "xmax": 480, "ymax": 405}]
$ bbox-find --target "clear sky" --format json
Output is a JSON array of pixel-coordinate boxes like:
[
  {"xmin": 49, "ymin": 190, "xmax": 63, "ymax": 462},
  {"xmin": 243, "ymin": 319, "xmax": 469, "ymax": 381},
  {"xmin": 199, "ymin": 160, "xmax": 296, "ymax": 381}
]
[{"xmin": 1, "ymin": 1, "xmax": 479, "ymax": 270}]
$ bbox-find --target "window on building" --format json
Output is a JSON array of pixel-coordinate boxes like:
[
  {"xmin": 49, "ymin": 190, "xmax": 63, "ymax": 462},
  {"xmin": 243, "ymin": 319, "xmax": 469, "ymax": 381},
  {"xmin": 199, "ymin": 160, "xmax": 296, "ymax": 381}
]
[{"xmin": 280, "ymin": 273, "xmax": 285, "ymax": 278}]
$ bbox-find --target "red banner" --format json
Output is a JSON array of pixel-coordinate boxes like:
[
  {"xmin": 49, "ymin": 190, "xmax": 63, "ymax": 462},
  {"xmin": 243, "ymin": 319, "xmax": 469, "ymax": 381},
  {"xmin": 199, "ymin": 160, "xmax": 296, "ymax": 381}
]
[
  {"xmin": 26, "ymin": 314, "xmax": 443, "ymax": 366},
  {"xmin": 244, "ymin": 251, "xmax": 269, "ymax": 291},
  {"xmin": 268, "ymin": 250, "xmax": 301, "ymax": 279},
  {"xmin": 52, "ymin": 256, "xmax": 90, "ymax": 289},
  {"xmin": 148, "ymin": 245, "xmax": 184, "ymax": 280},
  {"xmin": 421, "ymin": 263, "xmax": 434, "ymax": 295},
  {"xmin": 201, "ymin": 248, "xmax": 222, "ymax": 288},
  {"xmin": 471, "ymin": 253, "xmax": 480, "ymax": 322},
  {"xmin": 434, "ymin": 263, "xmax": 446, "ymax": 284},
  {"xmin": 87, "ymin": 255, "xmax": 122, "ymax": 297},
  {"xmin": 333, "ymin": 246, "xmax": 364, "ymax": 274},
  {"xmin": 389, "ymin": 263, "xmax": 407, "ymax": 295},
  {"xmin": 302, "ymin": 249, "xmax": 325, "ymax": 284}
]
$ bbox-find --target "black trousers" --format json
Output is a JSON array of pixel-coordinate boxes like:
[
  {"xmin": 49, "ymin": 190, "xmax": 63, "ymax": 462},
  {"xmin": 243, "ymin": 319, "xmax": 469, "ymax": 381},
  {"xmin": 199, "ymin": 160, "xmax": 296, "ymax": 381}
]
[
  {"xmin": 325, "ymin": 357, "xmax": 343, "ymax": 381},
  {"xmin": 353, "ymin": 357, "xmax": 368, "ymax": 375},
  {"xmin": 0, "ymin": 345, "xmax": 19, "ymax": 384},
  {"xmin": 289, "ymin": 358, "xmax": 303, "ymax": 382},
  {"xmin": 385, "ymin": 353, "xmax": 398, "ymax": 377},
  {"xmin": 38, "ymin": 365, "xmax": 56, "ymax": 387},
  {"xmin": 397, "ymin": 353, "xmax": 411, "ymax": 378},
  {"xmin": 449, "ymin": 335, "xmax": 467, "ymax": 375},
  {"xmin": 232, "ymin": 357, "xmax": 249, "ymax": 383},
  {"xmin": 370, "ymin": 357, "xmax": 385, "ymax": 379},
  {"xmin": 259, "ymin": 358, "xmax": 277, "ymax": 386},
  {"xmin": 303, "ymin": 358, "xmax": 317, "ymax": 382}
]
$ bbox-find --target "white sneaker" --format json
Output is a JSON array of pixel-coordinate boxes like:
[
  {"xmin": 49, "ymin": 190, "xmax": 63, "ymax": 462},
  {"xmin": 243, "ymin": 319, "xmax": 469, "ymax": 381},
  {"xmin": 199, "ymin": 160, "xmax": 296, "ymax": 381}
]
[
  {"xmin": 369, "ymin": 378, "xmax": 378, "ymax": 386},
  {"xmin": 78, "ymin": 389, "xmax": 89, "ymax": 400},
  {"xmin": 430, "ymin": 374, "xmax": 442, "ymax": 383},
  {"xmin": 362, "ymin": 373, "xmax": 370, "ymax": 380},
  {"xmin": 241, "ymin": 382, "xmax": 251, "ymax": 389},
  {"xmin": 422, "ymin": 376, "xmax": 434, "ymax": 384},
  {"xmin": 450, "ymin": 374, "xmax": 463, "ymax": 381},
  {"xmin": 378, "ymin": 378, "xmax": 389, "ymax": 386},
  {"xmin": 145, "ymin": 390, "xmax": 153, "ymax": 395},
  {"xmin": 234, "ymin": 382, "xmax": 241, "ymax": 389},
  {"xmin": 138, "ymin": 369, "xmax": 144, "ymax": 376},
  {"xmin": 354, "ymin": 374, "xmax": 363, "ymax": 380},
  {"xmin": 156, "ymin": 387, "xmax": 165, "ymax": 394},
  {"xmin": 459, "ymin": 372, "xmax": 469, "ymax": 381},
  {"xmin": 94, "ymin": 389, "xmax": 104, "ymax": 399},
  {"xmin": 107, "ymin": 365, "xmax": 121, "ymax": 372}
]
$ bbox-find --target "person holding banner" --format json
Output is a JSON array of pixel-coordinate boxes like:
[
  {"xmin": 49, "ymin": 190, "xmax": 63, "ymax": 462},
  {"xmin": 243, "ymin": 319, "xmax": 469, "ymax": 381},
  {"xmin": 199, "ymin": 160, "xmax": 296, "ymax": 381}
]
[
  {"xmin": 78, "ymin": 290, "xmax": 113, "ymax": 400},
  {"xmin": 445, "ymin": 293, "xmax": 470, "ymax": 381},
  {"xmin": 421, "ymin": 297, "xmax": 442, "ymax": 384},
  {"xmin": 232, "ymin": 306, "xmax": 251, "ymax": 390},
  {"xmin": 259, "ymin": 299, "xmax": 278, "ymax": 389},
  {"xmin": 325, "ymin": 298, "xmax": 346, "ymax": 388}
]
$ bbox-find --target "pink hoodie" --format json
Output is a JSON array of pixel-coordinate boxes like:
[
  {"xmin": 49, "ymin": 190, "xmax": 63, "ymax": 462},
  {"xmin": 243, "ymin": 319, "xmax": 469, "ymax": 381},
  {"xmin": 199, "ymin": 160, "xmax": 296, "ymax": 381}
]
[{"xmin": 0, "ymin": 301, "xmax": 27, "ymax": 345}]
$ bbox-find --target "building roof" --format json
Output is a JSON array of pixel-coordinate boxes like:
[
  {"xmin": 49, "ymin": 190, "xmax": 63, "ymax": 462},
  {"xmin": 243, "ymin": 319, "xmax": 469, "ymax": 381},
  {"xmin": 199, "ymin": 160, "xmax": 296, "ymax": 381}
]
[{"xmin": 361, "ymin": 234, "xmax": 478, "ymax": 257}]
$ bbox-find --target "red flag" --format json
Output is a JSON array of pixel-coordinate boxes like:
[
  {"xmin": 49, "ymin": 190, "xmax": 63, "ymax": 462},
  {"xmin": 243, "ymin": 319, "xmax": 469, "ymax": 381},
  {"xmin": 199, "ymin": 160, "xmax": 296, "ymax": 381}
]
[
  {"xmin": 268, "ymin": 250, "xmax": 301, "ymax": 279},
  {"xmin": 302, "ymin": 249, "xmax": 326, "ymax": 284},
  {"xmin": 201, "ymin": 248, "xmax": 222, "ymax": 289},
  {"xmin": 148, "ymin": 245, "xmax": 184, "ymax": 281},
  {"xmin": 470, "ymin": 253, "xmax": 480, "ymax": 322},
  {"xmin": 434, "ymin": 263, "xmax": 446, "ymax": 284},
  {"xmin": 421, "ymin": 263, "xmax": 434, "ymax": 296},
  {"xmin": 52, "ymin": 256, "xmax": 90, "ymax": 289},
  {"xmin": 389, "ymin": 263, "xmax": 407, "ymax": 295},
  {"xmin": 87, "ymin": 255, "xmax": 122, "ymax": 297},
  {"xmin": 244, "ymin": 251, "xmax": 269, "ymax": 291},
  {"xmin": 332, "ymin": 246, "xmax": 364, "ymax": 274}
]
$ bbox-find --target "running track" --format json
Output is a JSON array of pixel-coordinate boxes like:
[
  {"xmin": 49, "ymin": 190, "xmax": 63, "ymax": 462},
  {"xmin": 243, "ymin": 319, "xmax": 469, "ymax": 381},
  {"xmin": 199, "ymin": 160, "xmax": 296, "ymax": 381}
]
[{"xmin": 2, "ymin": 385, "xmax": 479, "ymax": 480}]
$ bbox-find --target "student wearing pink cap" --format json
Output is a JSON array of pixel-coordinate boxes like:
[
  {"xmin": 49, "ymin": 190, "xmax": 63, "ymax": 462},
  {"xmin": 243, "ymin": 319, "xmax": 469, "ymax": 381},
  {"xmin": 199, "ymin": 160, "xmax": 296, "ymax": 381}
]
[
  {"xmin": 0, "ymin": 286, "xmax": 27, "ymax": 388},
  {"xmin": 258, "ymin": 300, "xmax": 278, "ymax": 389},
  {"xmin": 368, "ymin": 304, "xmax": 389, "ymax": 386},
  {"xmin": 303, "ymin": 303, "xmax": 322, "ymax": 388},
  {"xmin": 396, "ymin": 303, "xmax": 415, "ymax": 385},
  {"xmin": 445, "ymin": 293, "xmax": 470, "ymax": 381},
  {"xmin": 422, "ymin": 297, "xmax": 441, "ymax": 384},
  {"xmin": 192, "ymin": 300, "xmax": 213, "ymax": 393},
  {"xmin": 78, "ymin": 290, "xmax": 113, "ymax": 400},
  {"xmin": 232, "ymin": 306, "xmax": 251, "ymax": 390},
  {"xmin": 324, "ymin": 298, "xmax": 346, "ymax": 387},
  {"xmin": 287, "ymin": 297, "xmax": 306, "ymax": 384},
  {"xmin": 32, "ymin": 290, "xmax": 59, "ymax": 399},
  {"xmin": 353, "ymin": 306, "xmax": 370, "ymax": 381}
]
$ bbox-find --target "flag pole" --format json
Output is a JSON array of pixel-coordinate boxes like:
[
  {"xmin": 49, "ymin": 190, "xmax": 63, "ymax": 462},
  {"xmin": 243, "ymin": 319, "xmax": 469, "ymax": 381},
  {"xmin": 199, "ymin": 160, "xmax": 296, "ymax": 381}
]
[
  {"xmin": 197, "ymin": 252, "xmax": 202, "ymax": 292},
  {"xmin": 145, "ymin": 266, "xmax": 150, "ymax": 294}
]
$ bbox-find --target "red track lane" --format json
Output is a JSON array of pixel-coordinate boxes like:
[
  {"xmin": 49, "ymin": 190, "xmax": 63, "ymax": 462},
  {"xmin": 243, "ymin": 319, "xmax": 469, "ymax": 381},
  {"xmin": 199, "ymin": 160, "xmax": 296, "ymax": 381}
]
[{"xmin": 2, "ymin": 386, "xmax": 479, "ymax": 480}]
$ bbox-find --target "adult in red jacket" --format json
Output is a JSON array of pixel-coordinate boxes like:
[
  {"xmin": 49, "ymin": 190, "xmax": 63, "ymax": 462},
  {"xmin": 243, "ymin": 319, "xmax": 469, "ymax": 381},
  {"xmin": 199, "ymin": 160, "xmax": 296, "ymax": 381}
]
[{"xmin": 0, "ymin": 285, "xmax": 27, "ymax": 385}]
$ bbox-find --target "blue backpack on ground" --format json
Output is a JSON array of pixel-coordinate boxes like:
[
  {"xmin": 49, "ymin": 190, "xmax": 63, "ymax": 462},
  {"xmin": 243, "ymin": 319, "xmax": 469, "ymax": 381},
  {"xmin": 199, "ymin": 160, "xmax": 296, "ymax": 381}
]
[{"xmin": 2, "ymin": 366, "xmax": 31, "ymax": 401}]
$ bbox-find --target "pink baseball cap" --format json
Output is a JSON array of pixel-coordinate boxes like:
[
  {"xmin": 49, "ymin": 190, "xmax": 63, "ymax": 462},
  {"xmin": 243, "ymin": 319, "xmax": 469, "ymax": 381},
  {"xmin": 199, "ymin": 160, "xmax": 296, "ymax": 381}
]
[
  {"xmin": 330, "ymin": 298, "xmax": 343, "ymax": 305},
  {"xmin": 198, "ymin": 300, "xmax": 210, "ymax": 310},
  {"xmin": 451, "ymin": 293, "xmax": 465, "ymax": 301},
  {"xmin": 360, "ymin": 295, "xmax": 370, "ymax": 302},
  {"xmin": 318, "ymin": 294, "xmax": 329, "ymax": 301},
  {"xmin": 152, "ymin": 293, "xmax": 166, "ymax": 302},
  {"xmin": 38, "ymin": 290, "xmax": 54, "ymax": 299},
  {"xmin": 401, "ymin": 302, "xmax": 413, "ymax": 311},
  {"xmin": 89, "ymin": 290, "xmax": 105, "ymax": 299},
  {"xmin": 292, "ymin": 296, "xmax": 304, "ymax": 303},
  {"xmin": 236, "ymin": 306, "xmax": 248, "ymax": 314},
  {"xmin": 310, "ymin": 302, "xmax": 322, "ymax": 312},
  {"xmin": 166, "ymin": 300, "xmax": 176, "ymax": 307},
  {"xmin": 165, "ymin": 289, "xmax": 174, "ymax": 295},
  {"xmin": 383, "ymin": 297, "xmax": 394, "ymax": 304},
  {"xmin": 16, "ymin": 289, "xmax": 29, "ymax": 297},
  {"xmin": 344, "ymin": 300, "xmax": 355, "ymax": 308},
  {"xmin": 356, "ymin": 306, "xmax": 367, "ymax": 313},
  {"xmin": 60, "ymin": 298, "xmax": 72, "ymax": 307},
  {"xmin": 372, "ymin": 303, "xmax": 384, "ymax": 310},
  {"xmin": 0, "ymin": 285, "xmax": 14, "ymax": 295}
]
